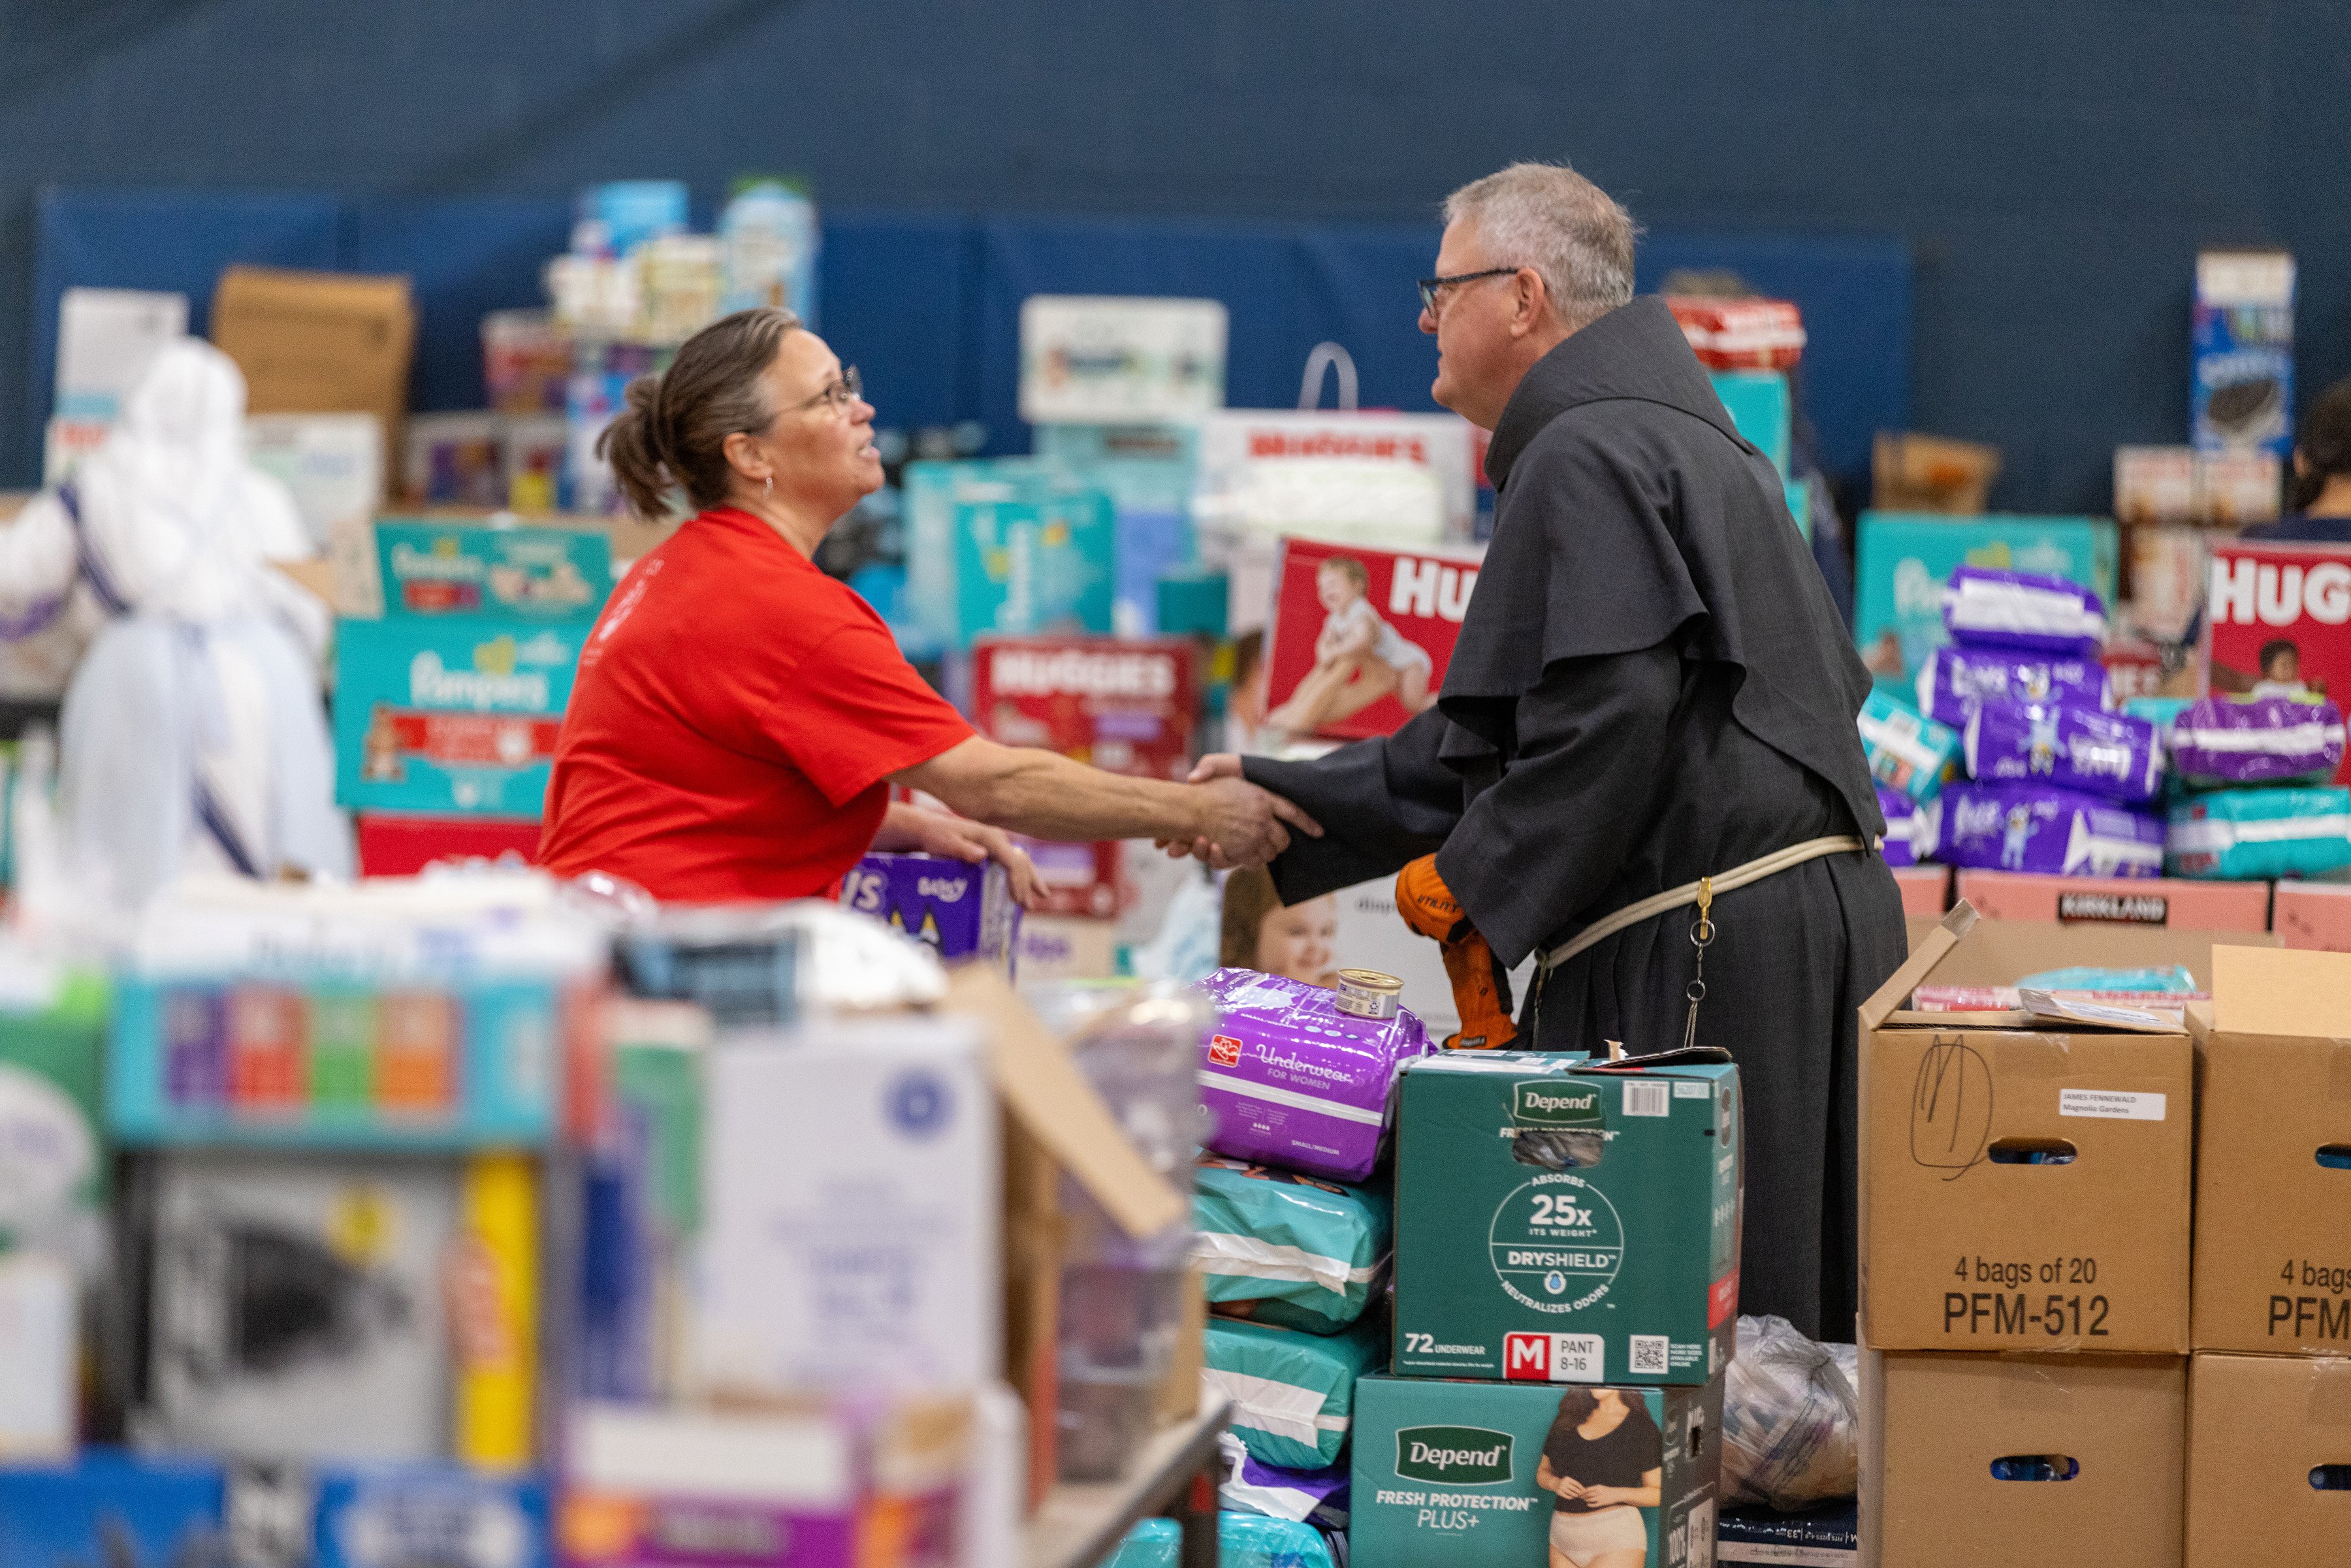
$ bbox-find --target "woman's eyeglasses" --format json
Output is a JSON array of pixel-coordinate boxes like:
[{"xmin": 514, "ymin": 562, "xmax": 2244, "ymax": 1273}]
[
  {"xmin": 790, "ymin": 364, "xmax": 862, "ymax": 413},
  {"xmin": 1417, "ymin": 268, "xmax": 1521, "ymax": 315}
]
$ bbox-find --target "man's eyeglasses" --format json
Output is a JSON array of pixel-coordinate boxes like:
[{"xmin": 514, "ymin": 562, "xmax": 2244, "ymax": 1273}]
[
  {"xmin": 1418, "ymin": 268, "xmax": 1522, "ymax": 316},
  {"xmin": 790, "ymin": 364, "xmax": 862, "ymax": 413}
]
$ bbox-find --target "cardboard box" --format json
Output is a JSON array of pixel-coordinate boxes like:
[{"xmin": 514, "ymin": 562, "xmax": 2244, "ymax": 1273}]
[
  {"xmin": 2273, "ymin": 880, "xmax": 2351, "ymax": 952},
  {"xmin": 210, "ymin": 267, "xmax": 415, "ymax": 466},
  {"xmin": 1870, "ymin": 1351, "xmax": 2184, "ymax": 1568},
  {"xmin": 2205, "ymin": 539, "xmax": 2351, "ymax": 784},
  {"xmin": 333, "ymin": 615, "xmax": 583, "ymax": 816},
  {"xmin": 1892, "ymin": 863, "xmax": 1951, "ymax": 919},
  {"xmin": 1860, "ymin": 907, "xmax": 2194, "ymax": 1353},
  {"xmin": 403, "ymin": 411, "xmax": 507, "ymax": 507},
  {"xmin": 1899, "ymin": 912, "xmax": 2277, "ymax": 985},
  {"xmin": 1194, "ymin": 409, "xmax": 1480, "ymax": 544},
  {"xmin": 374, "ymin": 519, "xmax": 610, "ymax": 620},
  {"xmin": 2188, "ymin": 946, "xmax": 2351, "ymax": 1354},
  {"xmin": 0, "ymin": 1450, "xmax": 226, "ymax": 1567},
  {"xmin": 1349, "ymin": 1372, "xmax": 1723, "ymax": 1568},
  {"xmin": 246, "ymin": 413, "xmax": 385, "ymax": 554},
  {"xmin": 2184, "ymin": 1351, "xmax": 2351, "ymax": 1565},
  {"xmin": 1264, "ymin": 536, "xmax": 1481, "ymax": 741},
  {"xmin": 1854, "ymin": 513, "xmax": 2119, "ymax": 688},
  {"xmin": 1669, "ymin": 296, "xmax": 1806, "ymax": 371},
  {"xmin": 1954, "ymin": 869, "xmax": 2272, "ymax": 933},
  {"xmin": 355, "ymin": 812, "xmax": 543, "ymax": 876},
  {"xmin": 1392, "ymin": 1053, "xmax": 1741, "ymax": 1386},
  {"xmin": 1871, "ymin": 433, "xmax": 2000, "ymax": 515},
  {"xmin": 842, "ymin": 853, "xmax": 1021, "ymax": 975},
  {"xmin": 954, "ymin": 479, "xmax": 1116, "ymax": 642},
  {"xmin": 2192, "ymin": 249, "xmax": 2294, "ymax": 458},
  {"xmin": 1014, "ymin": 914, "xmax": 1119, "ymax": 984}
]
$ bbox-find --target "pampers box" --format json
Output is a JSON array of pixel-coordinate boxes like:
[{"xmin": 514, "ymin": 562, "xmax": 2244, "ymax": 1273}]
[
  {"xmin": 335, "ymin": 616, "xmax": 583, "ymax": 816},
  {"xmin": 1853, "ymin": 513, "xmax": 2118, "ymax": 689},
  {"xmin": 373, "ymin": 519, "xmax": 609, "ymax": 620},
  {"xmin": 1392, "ymin": 1053, "xmax": 1741, "ymax": 1386},
  {"xmin": 1350, "ymin": 1373, "xmax": 1722, "ymax": 1568}
]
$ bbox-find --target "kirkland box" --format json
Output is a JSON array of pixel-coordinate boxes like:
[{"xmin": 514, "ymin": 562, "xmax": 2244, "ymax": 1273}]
[
  {"xmin": 335, "ymin": 616, "xmax": 583, "ymax": 816},
  {"xmin": 2188, "ymin": 946, "xmax": 2351, "ymax": 1355},
  {"xmin": 1392, "ymin": 1053, "xmax": 1740, "ymax": 1386},
  {"xmin": 1860, "ymin": 908, "xmax": 2193, "ymax": 1353},
  {"xmin": 1952, "ymin": 869, "xmax": 2271, "ymax": 933},
  {"xmin": 2184, "ymin": 1352, "xmax": 2351, "ymax": 1567},
  {"xmin": 374, "ymin": 519, "xmax": 610, "ymax": 620},
  {"xmin": 1867, "ymin": 1351, "xmax": 2185, "ymax": 1568},
  {"xmin": 1349, "ymin": 1372, "xmax": 1721, "ymax": 1568},
  {"xmin": 842, "ymin": 853, "xmax": 1020, "ymax": 974},
  {"xmin": 1853, "ymin": 513, "xmax": 2118, "ymax": 689}
]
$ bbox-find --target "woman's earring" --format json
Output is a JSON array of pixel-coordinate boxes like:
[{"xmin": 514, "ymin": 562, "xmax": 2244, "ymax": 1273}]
[{"xmin": 763, "ymin": 475, "xmax": 773, "ymax": 498}]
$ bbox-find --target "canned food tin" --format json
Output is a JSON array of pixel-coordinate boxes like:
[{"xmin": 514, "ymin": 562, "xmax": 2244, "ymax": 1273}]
[{"xmin": 1332, "ymin": 968, "xmax": 1403, "ymax": 1020}]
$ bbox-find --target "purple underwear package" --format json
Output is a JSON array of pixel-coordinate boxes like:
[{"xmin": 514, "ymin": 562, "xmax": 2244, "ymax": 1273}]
[
  {"xmin": 1876, "ymin": 784, "xmax": 1919, "ymax": 867},
  {"xmin": 1942, "ymin": 564, "xmax": 2108, "ymax": 656},
  {"xmin": 2167, "ymin": 694, "xmax": 2348, "ymax": 786},
  {"xmin": 1962, "ymin": 701, "xmax": 2164, "ymax": 802},
  {"xmin": 1914, "ymin": 646, "xmax": 2109, "ymax": 729},
  {"xmin": 1197, "ymin": 968, "xmax": 1431, "ymax": 1184},
  {"xmin": 1930, "ymin": 780, "xmax": 2164, "ymax": 878}
]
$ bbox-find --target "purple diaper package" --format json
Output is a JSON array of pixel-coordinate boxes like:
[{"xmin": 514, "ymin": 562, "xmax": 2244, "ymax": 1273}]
[
  {"xmin": 1931, "ymin": 780, "xmax": 2164, "ymax": 878},
  {"xmin": 2167, "ymin": 694, "xmax": 2348, "ymax": 786},
  {"xmin": 1962, "ymin": 701, "xmax": 2164, "ymax": 803},
  {"xmin": 1914, "ymin": 647, "xmax": 2110, "ymax": 729},
  {"xmin": 1942, "ymin": 565, "xmax": 2108, "ymax": 656},
  {"xmin": 842, "ymin": 852, "xmax": 1021, "ymax": 974},
  {"xmin": 1876, "ymin": 784, "xmax": 1919, "ymax": 867},
  {"xmin": 1198, "ymin": 968, "xmax": 1431, "ymax": 1184}
]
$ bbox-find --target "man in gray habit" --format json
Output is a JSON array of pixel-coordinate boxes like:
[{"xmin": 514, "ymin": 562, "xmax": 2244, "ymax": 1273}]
[{"xmin": 1188, "ymin": 163, "xmax": 1903, "ymax": 1341}]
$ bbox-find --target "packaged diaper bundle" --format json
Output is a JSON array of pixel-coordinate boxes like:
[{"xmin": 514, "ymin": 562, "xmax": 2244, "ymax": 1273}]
[
  {"xmin": 2015, "ymin": 964, "xmax": 2198, "ymax": 995},
  {"xmin": 2167, "ymin": 787, "xmax": 2351, "ymax": 880},
  {"xmin": 1204, "ymin": 1317, "xmax": 1384, "ymax": 1470},
  {"xmin": 1942, "ymin": 565, "xmax": 2109, "ymax": 656},
  {"xmin": 1194, "ymin": 1157, "xmax": 1390, "ymax": 1334},
  {"xmin": 1217, "ymin": 1513, "xmax": 1341, "ymax": 1568},
  {"xmin": 1962, "ymin": 701, "xmax": 2164, "ymax": 802},
  {"xmin": 1219, "ymin": 1431, "xmax": 1351, "ymax": 1528},
  {"xmin": 1930, "ymin": 780, "xmax": 2164, "ymax": 878},
  {"xmin": 1198, "ymin": 968, "xmax": 1432, "ymax": 1184},
  {"xmin": 1857, "ymin": 688, "xmax": 1960, "ymax": 804},
  {"xmin": 2167, "ymin": 695, "xmax": 2348, "ymax": 787},
  {"xmin": 1876, "ymin": 784, "xmax": 1919, "ymax": 868},
  {"xmin": 1915, "ymin": 645, "xmax": 2109, "ymax": 728}
]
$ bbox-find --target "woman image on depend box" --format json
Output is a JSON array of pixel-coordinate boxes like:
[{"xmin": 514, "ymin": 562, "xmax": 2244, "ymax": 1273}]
[
  {"xmin": 1264, "ymin": 556, "xmax": 1437, "ymax": 739},
  {"xmin": 1535, "ymin": 1388, "xmax": 1662, "ymax": 1568},
  {"xmin": 1221, "ymin": 866, "xmax": 1339, "ymax": 989}
]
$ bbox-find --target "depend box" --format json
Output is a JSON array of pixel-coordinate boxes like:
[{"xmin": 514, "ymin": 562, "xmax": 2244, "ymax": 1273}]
[
  {"xmin": 842, "ymin": 853, "xmax": 1020, "ymax": 974},
  {"xmin": 374, "ymin": 520, "xmax": 609, "ymax": 620},
  {"xmin": 2192, "ymin": 249, "xmax": 2295, "ymax": 458},
  {"xmin": 1392, "ymin": 1053, "xmax": 1741, "ymax": 1386},
  {"xmin": 1349, "ymin": 1373, "xmax": 1721, "ymax": 1568},
  {"xmin": 1859, "ymin": 909, "xmax": 2193, "ymax": 1354},
  {"xmin": 1853, "ymin": 513, "xmax": 2118, "ymax": 690},
  {"xmin": 2188, "ymin": 947, "xmax": 2351, "ymax": 1355},
  {"xmin": 335, "ymin": 616, "xmax": 583, "ymax": 816}
]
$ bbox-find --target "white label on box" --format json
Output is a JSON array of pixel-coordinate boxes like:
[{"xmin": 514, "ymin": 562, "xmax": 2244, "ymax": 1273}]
[
  {"xmin": 1674, "ymin": 1079, "xmax": 1712, "ymax": 1098},
  {"xmin": 1623, "ymin": 1080, "xmax": 1671, "ymax": 1117},
  {"xmin": 2058, "ymin": 1088, "xmax": 2167, "ymax": 1121},
  {"xmin": 1627, "ymin": 1334, "xmax": 1670, "ymax": 1375},
  {"xmin": 1503, "ymin": 1331, "xmax": 1603, "ymax": 1383}
]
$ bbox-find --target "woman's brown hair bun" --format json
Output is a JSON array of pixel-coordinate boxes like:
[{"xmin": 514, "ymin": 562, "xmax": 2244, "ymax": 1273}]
[{"xmin": 594, "ymin": 306, "xmax": 801, "ymax": 520}]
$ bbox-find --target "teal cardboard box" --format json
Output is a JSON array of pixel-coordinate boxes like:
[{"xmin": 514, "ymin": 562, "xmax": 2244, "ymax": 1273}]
[
  {"xmin": 374, "ymin": 519, "xmax": 609, "ymax": 620},
  {"xmin": 953, "ymin": 482, "xmax": 1115, "ymax": 643},
  {"xmin": 1853, "ymin": 513, "xmax": 2118, "ymax": 689},
  {"xmin": 1393, "ymin": 1053, "xmax": 1740, "ymax": 1386},
  {"xmin": 334, "ymin": 616, "xmax": 583, "ymax": 816},
  {"xmin": 1351, "ymin": 1373, "xmax": 1723, "ymax": 1568}
]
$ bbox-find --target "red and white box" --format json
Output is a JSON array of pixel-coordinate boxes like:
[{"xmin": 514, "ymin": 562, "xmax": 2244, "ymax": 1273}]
[
  {"xmin": 2271, "ymin": 880, "xmax": 2351, "ymax": 951},
  {"xmin": 2205, "ymin": 539, "xmax": 2351, "ymax": 783},
  {"xmin": 1263, "ymin": 537, "xmax": 1479, "ymax": 743},
  {"xmin": 971, "ymin": 635, "xmax": 1198, "ymax": 918},
  {"xmin": 1665, "ymin": 296, "xmax": 1806, "ymax": 370},
  {"xmin": 1955, "ymin": 869, "xmax": 2272, "ymax": 933},
  {"xmin": 356, "ymin": 812, "xmax": 540, "ymax": 876}
]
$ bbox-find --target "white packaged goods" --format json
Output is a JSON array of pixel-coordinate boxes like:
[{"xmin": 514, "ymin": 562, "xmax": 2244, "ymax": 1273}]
[
  {"xmin": 246, "ymin": 413, "xmax": 384, "ymax": 552},
  {"xmin": 54, "ymin": 287, "xmax": 187, "ymax": 422},
  {"xmin": 693, "ymin": 1016, "xmax": 1000, "ymax": 1392},
  {"xmin": 1193, "ymin": 410, "xmax": 1479, "ymax": 547},
  {"xmin": 0, "ymin": 1252, "xmax": 75, "ymax": 1460},
  {"xmin": 1019, "ymin": 296, "xmax": 1229, "ymax": 424}
]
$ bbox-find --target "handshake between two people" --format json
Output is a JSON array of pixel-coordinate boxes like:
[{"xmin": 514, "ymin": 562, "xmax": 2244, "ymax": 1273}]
[{"xmin": 1155, "ymin": 753, "xmax": 1319, "ymax": 871}]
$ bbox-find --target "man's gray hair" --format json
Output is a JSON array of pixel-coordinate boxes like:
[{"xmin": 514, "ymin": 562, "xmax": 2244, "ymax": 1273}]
[{"xmin": 1443, "ymin": 163, "xmax": 1638, "ymax": 327}]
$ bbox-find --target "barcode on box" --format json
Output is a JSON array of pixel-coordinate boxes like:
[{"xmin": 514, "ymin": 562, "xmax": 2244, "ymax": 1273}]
[
  {"xmin": 1623, "ymin": 1080, "xmax": 1669, "ymax": 1117},
  {"xmin": 1629, "ymin": 1334, "xmax": 1669, "ymax": 1374}
]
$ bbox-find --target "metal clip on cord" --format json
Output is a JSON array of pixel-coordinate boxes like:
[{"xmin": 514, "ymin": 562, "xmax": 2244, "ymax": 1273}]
[{"xmin": 1683, "ymin": 876, "xmax": 1715, "ymax": 1051}]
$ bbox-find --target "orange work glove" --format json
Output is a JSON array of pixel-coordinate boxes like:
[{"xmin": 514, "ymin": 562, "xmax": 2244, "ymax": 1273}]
[{"xmin": 1394, "ymin": 854, "xmax": 1518, "ymax": 1050}]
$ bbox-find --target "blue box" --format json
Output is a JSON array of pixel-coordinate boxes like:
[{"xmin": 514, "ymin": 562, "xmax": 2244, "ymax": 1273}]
[
  {"xmin": 2192, "ymin": 250, "xmax": 2295, "ymax": 458},
  {"xmin": 1853, "ymin": 513, "xmax": 2118, "ymax": 690},
  {"xmin": 1034, "ymin": 424, "xmax": 1200, "ymax": 635},
  {"xmin": 312, "ymin": 1465, "xmax": 552, "ymax": 1568},
  {"xmin": 374, "ymin": 520, "xmax": 610, "ymax": 621},
  {"xmin": 334, "ymin": 616, "xmax": 584, "ymax": 816},
  {"xmin": 0, "ymin": 1448, "xmax": 225, "ymax": 1568},
  {"xmin": 953, "ymin": 483, "xmax": 1116, "ymax": 643},
  {"xmin": 1710, "ymin": 370, "xmax": 1791, "ymax": 476}
]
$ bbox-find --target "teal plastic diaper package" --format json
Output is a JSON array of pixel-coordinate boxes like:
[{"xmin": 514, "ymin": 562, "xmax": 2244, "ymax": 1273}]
[
  {"xmin": 2167, "ymin": 786, "xmax": 2351, "ymax": 879},
  {"xmin": 1103, "ymin": 1514, "xmax": 1339, "ymax": 1568},
  {"xmin": 1204, "ymin": 1317, "xmax": 1386, "ymax": 1469},
  {"xmin": 1194, "ymin": 1157, "xmax": 1391, "ymax": 1335}
]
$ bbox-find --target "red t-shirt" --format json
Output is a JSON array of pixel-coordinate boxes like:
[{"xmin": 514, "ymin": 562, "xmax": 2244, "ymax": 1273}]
[{"xmin": 537, "ymin": 507, "xmax": 973, "ymax": 901}]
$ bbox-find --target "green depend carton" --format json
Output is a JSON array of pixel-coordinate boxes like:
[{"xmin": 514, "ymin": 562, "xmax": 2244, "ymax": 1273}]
[
  {"xmin": 1392, "ymin": 1053, "xmax": 1740, "ymax": 1386},
  {"xmin": 1351, "ymin": 1373, "xmax": 1722, "ymax": 1568}
]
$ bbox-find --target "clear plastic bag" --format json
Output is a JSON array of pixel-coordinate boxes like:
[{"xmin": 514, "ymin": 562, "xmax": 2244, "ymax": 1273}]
[{"xmin": 1721, "ymin": 1313, "xmax": 1861, "ymax": 1510}]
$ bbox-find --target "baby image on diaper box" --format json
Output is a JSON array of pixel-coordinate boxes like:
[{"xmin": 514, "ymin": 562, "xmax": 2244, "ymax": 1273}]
[
  {"xmin": 1264, "ymin": 537, "xmax": 1481, "ymax": 743},
  {"xmin": 334, "ymin": 616, "xmax": 583, "ymax": 816}
]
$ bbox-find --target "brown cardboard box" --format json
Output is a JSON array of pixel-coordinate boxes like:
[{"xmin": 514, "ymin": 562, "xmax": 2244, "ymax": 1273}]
[
  {"xmin": 211, "ymin": 267, "xmax": 416, "ymax": 464},
  {"xmin": 2184, "ymin": 1351, "xmax": 2351, "ymax": 1565},
  {"xmin": 1953, "ymin": 869, "xmax": 2272, "ymax": 935},
  {"xmin": 1873, "ymin": 431, "xmax": 2001, "ymax": 514},
  {"xmin": 1873, "ymin": 1351, "xmax": 2184, "ymax": 1568},
  {"xmin": 1900, "ymin": 913, "xmax": 2278, "ymax": 985},
  {"xmin": 1863, "ymin": 907, "xmax": 2194, "ymax": 1353},
  {"xmin": 2188, "ymin": 946, "xmax": 2351, "ymax": 1355}
]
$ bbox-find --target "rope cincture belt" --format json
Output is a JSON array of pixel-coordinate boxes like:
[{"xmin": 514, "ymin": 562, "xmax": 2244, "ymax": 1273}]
[{"xmin": 1536, "ymin": 834, "xmax": 1873, "ymax": 975}]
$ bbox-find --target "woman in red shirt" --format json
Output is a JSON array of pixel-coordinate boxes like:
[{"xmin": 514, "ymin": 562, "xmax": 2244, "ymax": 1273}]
[{"xmin": 538, "ymin": 306, "xmax": 1315, "ymax": 903}]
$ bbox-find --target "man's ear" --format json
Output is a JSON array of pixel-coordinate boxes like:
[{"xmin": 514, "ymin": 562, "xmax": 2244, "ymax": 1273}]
[{"xmin": 1509, "ymin": 268, "xmax": 1549, "ymax": 338}]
